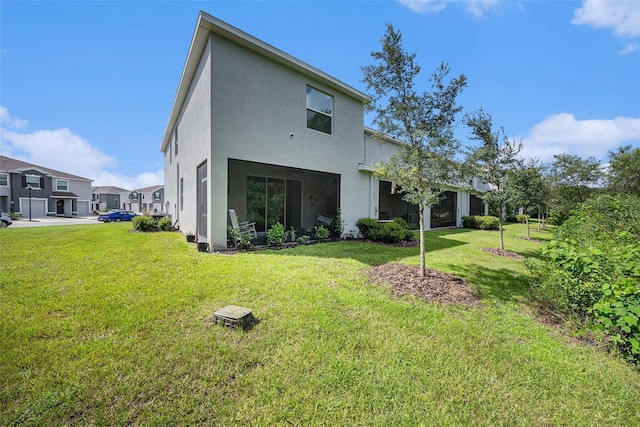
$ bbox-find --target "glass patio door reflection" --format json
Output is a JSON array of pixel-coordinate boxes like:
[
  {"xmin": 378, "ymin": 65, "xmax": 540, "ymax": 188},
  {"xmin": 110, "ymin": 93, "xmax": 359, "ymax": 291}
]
[{"xmin": 247, "ymin": 176, "xmax": 301, "ymax": 232}]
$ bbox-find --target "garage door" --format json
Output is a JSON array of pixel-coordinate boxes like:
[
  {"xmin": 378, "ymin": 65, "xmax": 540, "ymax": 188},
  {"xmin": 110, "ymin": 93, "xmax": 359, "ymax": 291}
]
[
  {"xmin": 20, "ymin": 198, "xmax": 47, "ymax": 218},
  {"xmin": 76, "ymin": 200, "xmax": 90, "ymax": 216}
]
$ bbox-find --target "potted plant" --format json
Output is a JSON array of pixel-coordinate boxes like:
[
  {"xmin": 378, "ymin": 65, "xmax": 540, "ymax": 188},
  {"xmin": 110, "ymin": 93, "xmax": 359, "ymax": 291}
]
[
  {"xmin": 186, "ymin": 231, "xmax": 196, "ymax": 242},
  {"xmin": 197, "ymin": 241, "xmax": 209, "ymax": 252}
]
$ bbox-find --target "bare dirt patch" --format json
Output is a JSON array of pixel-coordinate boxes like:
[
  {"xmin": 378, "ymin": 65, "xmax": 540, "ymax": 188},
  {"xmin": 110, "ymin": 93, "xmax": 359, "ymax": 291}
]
[
  {"xmin": 481, "ymin": 247, "xmax": 525, "ymax": 260},
  {"xmin": 368, "ymin": 263, "xmax": 481, "ymax": 307}
]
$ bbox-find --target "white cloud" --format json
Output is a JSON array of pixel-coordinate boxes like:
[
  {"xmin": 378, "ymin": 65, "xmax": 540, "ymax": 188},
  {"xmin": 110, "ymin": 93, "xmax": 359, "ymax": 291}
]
[
  {"xmin": 572, "ymin": 0, "xmax": 640, "ymax": 38},
  {"xmin": 399, "ymin": 0, "xmax": 446, "ymax": 14},
  {"xmin": 93, "ymin": 169, "xmax": 165, "ymax": 191},
  {"xmin": 0, "ymin": 106, "xmax": 163, "ymax": 189},
  {"xmin": 464, "ymin": 0, "xmax": 502, "ymax": 18},
  {"xmin": 618, "ymin": 42, "xmax": 640, "ymax": 54},
  {"xmin": 518, "ymin": 113, "xmax": 640, "ymax": 162},
  {"xmin": 0, "ymin": 106, "xmax": 28, "ymax": 128},
  {"xmin": 398, "ymin": 0, "xmax": 502, "ymax": 16}
]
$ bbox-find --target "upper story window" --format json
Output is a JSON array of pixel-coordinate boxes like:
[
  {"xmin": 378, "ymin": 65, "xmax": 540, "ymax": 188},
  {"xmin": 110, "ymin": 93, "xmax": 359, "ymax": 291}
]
[
  {"xmin": 130, "ymin": 192, "xmax": 138, "ymax": 200},
  {"xmin": 174, "ymin": 126, "xmax": 179, "ymax": 156},
  {"xmin": 153, "ymin": 192, "xmax": 161, "ymax": 200},
  {"xmin": 0, "ymin": 173, "xmax": 7, "ymax": 186},
  {"xmin": 25, "ymin": 174, "xmax": 41, "ymax": 189},
  {"xmin": 56, "ymin": 179, "xmax": 69, "ymax": 191},
  {"xmin": 306, "ymin": 86, "xmax": 333, "ymax": 135}
]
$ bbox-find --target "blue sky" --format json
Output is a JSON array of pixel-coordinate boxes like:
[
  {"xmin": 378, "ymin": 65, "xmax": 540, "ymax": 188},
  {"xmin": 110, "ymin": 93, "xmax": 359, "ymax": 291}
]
[{"xmin": 1, "ymin": 0, "xmax": 638, "ymax": 188}]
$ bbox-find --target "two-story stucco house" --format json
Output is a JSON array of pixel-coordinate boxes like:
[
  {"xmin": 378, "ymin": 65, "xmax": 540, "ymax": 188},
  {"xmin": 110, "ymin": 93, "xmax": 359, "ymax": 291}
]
[
  {"xmin": 160, "ymin": 12, "xmax": 488, "ymax": 250},
  {"xmin": 123, "ymin": 185, "xmax": 165, "ymax": 213},
  {"xmin": 92, "ymin": 186, "xmax": 131, "ymax": 212},
  {"xmin": 0, "ymin": 155, "xmax": 92, "ymax": 218}
]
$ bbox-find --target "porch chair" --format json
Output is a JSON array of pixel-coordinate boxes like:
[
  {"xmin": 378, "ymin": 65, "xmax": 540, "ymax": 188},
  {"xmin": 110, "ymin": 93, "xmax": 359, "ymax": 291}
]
[{"xmin": 228, "ymin": 209, "xmax": 257, "ymax": 240}]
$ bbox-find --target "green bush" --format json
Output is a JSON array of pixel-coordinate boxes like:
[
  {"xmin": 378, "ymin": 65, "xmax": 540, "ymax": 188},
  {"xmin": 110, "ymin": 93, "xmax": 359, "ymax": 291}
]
[
  {"xmin": 355, "ymin": 217, "xmax": 413, "ymax": 243},
  {"xmin": 157, "ymin": 217, "xmax": 173, "ymax": 231},
  {"xmin": 375, "ymin": 221, "xmax": 414, "ymax": 243},
  {"xmin": 355, "ymin": 217, "xmax": 380, "ymax": 239},
  {"xmin": 314, "ymin": 225, "xmax": 330, "ymax": 240},
  {"xmin": 267, "ymin": 222, "xmax": 286, "ymax": 246},
  {"xmin": 462, "ymin": 215, "xmax": 499, "ymax": 230},
  {"xmin": 132, "ymin": 216, "xmax": 159, "ymax": 232},
  {"xmin": 516, "ymin": 214, "xmax": 529, "ymax": 223},
  {"xmin": 528, "ymin": 194, "xmax": 640, "ymax": 364}
]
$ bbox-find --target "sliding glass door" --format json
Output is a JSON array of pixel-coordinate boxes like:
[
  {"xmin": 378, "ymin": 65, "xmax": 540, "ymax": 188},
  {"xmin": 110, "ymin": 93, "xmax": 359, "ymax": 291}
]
[{"xmin": 247, "ymin": 176, "xmax": 301, "ymax": 232}]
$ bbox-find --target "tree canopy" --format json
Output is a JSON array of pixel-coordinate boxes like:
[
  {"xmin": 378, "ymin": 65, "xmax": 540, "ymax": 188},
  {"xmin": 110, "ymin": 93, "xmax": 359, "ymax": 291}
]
[{"xmin": 362, "ymin": 23, "xmax": 467, "ymax": 276}]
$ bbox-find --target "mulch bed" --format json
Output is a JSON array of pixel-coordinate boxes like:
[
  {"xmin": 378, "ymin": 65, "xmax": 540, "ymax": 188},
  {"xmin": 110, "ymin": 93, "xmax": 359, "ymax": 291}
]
[
  {"xmin": 368, "ymin": 263, "xmax": 481, "ymax": 307},
  {"xmin": 481, "ymin": 247, "xmax": 525, "ymax": 260}
]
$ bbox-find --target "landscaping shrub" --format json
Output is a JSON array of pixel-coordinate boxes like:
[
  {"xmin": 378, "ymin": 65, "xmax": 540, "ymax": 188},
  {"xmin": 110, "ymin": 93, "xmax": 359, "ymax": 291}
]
[
  {"xmin": 355, "ymin": 217, "xmax": 379, "ymax": 239},
  {"xmin": 314, "ymin": 225, "xmax": 330, "ymax": 240},
  {"xmin": 462, "ymin": 215, "xmax": 499, "ymax": 230},
  {"xmin": 267, "ymin": 222, "xmax": 286, "ymax": 246},
  {"xmin": 132, "ymin": 216, "xmax": 159, "ymax": 232},
  {"xmin": 375, "ymin": 221, "xmax": 414, "ymax": 243},
  {"xmin": 528, "ymin": 194, "xmax": 640, "ymax": 364},
  {"xmin": 355, "ymin": 217, "xmax": 413, "ymax": 243},
  {"xmin": 516, "ymin": 214, "xmax": 529, "ymax": 223},
  {"xmin": 157, "ymin": 217, "xmax": 173, "ymax": 231}
]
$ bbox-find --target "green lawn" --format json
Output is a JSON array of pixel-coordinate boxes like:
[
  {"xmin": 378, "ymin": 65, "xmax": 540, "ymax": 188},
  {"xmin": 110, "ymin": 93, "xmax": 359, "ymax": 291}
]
[{"xmin": 1, "ymin": 223, "xmax": 639, "ymax": 426}]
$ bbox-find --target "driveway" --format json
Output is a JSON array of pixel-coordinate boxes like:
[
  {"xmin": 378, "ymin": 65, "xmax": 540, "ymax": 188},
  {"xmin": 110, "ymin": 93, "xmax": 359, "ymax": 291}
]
[{"xmin": 8, "ymin": 216, "xmax": 102, "ymax": 228}]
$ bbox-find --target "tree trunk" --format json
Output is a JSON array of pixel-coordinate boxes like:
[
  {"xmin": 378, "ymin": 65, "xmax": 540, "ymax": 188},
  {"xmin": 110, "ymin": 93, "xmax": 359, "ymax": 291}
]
[
  {"xmin": 526, "ymin": 212, "xmax": 531, "ymax": 239},
  {"xmin": 499, "ymin": 220, "xmax": 505, "ymax": 250},
  {"xmin": 537, "ymin": 210, "xmax": 541, "ymax": 232},
  {"xmin": 419, "ymin": 204, "xmax": 426, "ymax": 277}
]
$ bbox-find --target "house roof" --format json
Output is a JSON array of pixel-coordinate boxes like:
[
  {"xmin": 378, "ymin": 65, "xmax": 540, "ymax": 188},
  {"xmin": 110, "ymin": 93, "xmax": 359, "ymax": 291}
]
[
  {"xmin": 160, "ymin": 11, "xmax": 369, "ymax": 152},
  {"xmin": 364, "ymin": 127, "xmax": 405, "ymax": 147},
  {"xmin": 0, "ymin": 155, "xmax": 92, "ymax": 182},
  {"xmin": 92, "ymin": 186, "xmax": 130, "ymax": 194},
  {"xmin": 134, "ymin": 185, "xmax": 164, "ymax": 193}
]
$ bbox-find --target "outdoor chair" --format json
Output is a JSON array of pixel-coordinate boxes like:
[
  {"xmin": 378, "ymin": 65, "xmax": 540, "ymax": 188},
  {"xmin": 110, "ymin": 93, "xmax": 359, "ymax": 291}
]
[{"xmin": 228, "ymin": 209, "xmax": 257, "ymax": 240}]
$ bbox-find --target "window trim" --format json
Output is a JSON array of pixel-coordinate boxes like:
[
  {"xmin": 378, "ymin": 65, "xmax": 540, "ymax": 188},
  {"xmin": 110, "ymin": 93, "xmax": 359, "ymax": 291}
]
[
  {"xmin": 174, "ymin": 125, "xmax": 179, "ymax": 156},
  {"xmin": 180, "ymin": 177, "xmax": 184, "ymax": 211},
  {"xmin": 56, "ymin": 179, "xmax": 69, "ymax": 191},
  {"xmin": 306, "ymin": 86, "xmax": 333, "ymax": 135},
  {"xmin": 25, "ymin": 174, "xmax": 41, "ymax": 189}
]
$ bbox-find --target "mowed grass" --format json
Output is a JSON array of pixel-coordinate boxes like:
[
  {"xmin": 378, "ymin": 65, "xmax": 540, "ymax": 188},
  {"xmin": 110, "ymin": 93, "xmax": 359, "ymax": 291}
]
[{"xmin": 1, "ymin": 223, "xmax": 639, "ymax": 426}]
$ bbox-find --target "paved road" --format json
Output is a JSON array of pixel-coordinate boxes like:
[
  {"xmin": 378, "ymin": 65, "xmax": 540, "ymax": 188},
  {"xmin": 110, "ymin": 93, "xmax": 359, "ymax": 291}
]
[{"xmin": 8, "ymin": 216, "xmax": 104, "ymax": 228}]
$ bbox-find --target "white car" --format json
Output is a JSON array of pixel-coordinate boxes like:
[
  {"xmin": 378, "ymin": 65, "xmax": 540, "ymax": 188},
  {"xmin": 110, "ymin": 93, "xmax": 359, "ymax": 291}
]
[{"xmin": 1, "ymin": 212, "xmax": 12, "ymax": 227}]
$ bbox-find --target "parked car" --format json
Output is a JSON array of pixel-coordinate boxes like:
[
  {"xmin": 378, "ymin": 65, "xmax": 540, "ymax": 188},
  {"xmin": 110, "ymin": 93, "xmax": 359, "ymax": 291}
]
[
  {"xmin": 1, "ymin": 211, "xmax": 12, "ymax": 227},
  {"xmin": 98, "ymin": 209, "xmax": 138, "ymax": 222}
]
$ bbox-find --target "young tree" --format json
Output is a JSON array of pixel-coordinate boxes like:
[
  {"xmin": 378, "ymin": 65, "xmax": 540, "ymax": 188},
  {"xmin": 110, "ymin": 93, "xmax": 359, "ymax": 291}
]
[
  {"xmin": 507, "ymin": 160, "xmax": 548, "ymax": 239},
  {"xmin": 607, "ymin": 145, "xmax": 640, "ymax": 196},
  {"xmin": 466, "ymin": 109, "xmax": 522, "ymax": 250},
  {"xmin": 362, "ymin": 23, "xmax": 467, "ymax": 277},
  {"xmin": 548, "ymin": 154, "xmax": 603, "ymax": 224}
]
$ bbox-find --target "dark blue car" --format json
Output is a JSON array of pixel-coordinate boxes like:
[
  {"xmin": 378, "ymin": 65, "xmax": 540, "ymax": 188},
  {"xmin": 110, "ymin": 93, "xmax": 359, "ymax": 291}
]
[{"xmin": 98, "ymin": 209, "xmax": 137, "ymax": 222}]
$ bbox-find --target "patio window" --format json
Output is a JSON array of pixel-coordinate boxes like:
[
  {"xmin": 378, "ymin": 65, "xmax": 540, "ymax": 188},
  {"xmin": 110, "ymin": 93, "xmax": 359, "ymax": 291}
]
[
  {"xmin": 306, "ymin": 86, "xmax": 333, "ymax": 135},
  {"xmin": 56, "ymin": 179, "xmax": 69, "ymax": 191},
  {"xmin": 246, "ymin": 176, "xmax": 301, "ymax": 232},
  {"xmin": 25, "ymin": 174, "xmax": 41, "ymax": 189}
]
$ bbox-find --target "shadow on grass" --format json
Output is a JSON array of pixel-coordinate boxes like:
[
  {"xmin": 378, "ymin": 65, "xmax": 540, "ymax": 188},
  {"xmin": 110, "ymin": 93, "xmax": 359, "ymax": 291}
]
[
  {"xmin": 452, "ymin": 263, "xmax": 532, "ymax": 303},
  {"xmin": 250, "ymin": 229, "xmax": 471, "ymax": 266}
]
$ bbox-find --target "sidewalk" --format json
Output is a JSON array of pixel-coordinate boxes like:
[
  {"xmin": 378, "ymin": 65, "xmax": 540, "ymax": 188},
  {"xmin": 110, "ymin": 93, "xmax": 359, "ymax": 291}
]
[{"xmin": 8, "ymin": 216, "xmax": 102, "ymax": 228}]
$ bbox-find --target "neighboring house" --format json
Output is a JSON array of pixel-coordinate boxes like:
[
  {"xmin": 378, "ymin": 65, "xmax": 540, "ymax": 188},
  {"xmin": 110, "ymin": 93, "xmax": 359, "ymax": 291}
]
[
  {"xmin": 160, "ymin": 12, "xmax": 488, "ymax": 249},
  {"xmin": 123, "ymin": 185, "xmax": 164, "ymax": 213},
  {"xmin": 0, "ymin": 155, "xmax": 92, "ymax": 218},
  {"xmin": 92, "ymin": 186, "xmax": 131, "ymax": 212}
]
